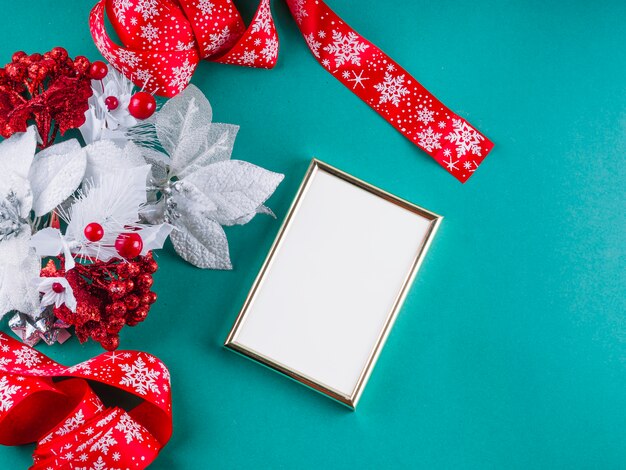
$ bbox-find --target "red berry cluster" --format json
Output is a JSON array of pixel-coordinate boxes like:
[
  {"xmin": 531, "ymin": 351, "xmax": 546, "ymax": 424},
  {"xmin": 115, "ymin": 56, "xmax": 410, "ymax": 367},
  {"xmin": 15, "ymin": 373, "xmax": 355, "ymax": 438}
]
[
  {"xmin": 0, "ymin": 47, "xmax": 93, "ymax": 148},
  {"xmin": 42, "ymin": 252, "xmax": 159, "ymax": 351}
]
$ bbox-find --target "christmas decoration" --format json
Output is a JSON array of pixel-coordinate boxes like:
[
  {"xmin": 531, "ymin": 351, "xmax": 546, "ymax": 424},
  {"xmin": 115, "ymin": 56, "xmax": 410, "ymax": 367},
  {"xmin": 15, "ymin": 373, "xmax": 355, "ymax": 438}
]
[
  {"xmin": 0, "ymin": 332, "xmax": 172, "ymax": 469},
  {"xmin": 138, "ymin": 84, "xmax": 284, "ymax": 269},
  {"xmin": 89, "ymin": 0, "xmax": 494, "ymax": 182},
  {"xmin": 0, "ymin": 47, "xmax": 93, "ymax": 148},
  {"xmin": 0, "ymin": 52, "xmax": 283, "ymax": 349}
]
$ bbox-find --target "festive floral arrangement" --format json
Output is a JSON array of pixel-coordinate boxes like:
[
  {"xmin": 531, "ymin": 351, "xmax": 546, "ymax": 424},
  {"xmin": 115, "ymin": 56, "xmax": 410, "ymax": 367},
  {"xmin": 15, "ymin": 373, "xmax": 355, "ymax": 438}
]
[{"xmin": 0, "ymin": 48, "xmax": 283, "ymax": 351}]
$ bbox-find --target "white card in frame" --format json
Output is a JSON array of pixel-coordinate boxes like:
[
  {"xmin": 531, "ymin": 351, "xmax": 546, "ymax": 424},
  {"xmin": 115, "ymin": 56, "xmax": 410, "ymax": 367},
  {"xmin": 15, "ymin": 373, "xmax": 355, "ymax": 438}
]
[{"xmin": 225, "ymin": 159, "xmax": 442, "ymax": 409}]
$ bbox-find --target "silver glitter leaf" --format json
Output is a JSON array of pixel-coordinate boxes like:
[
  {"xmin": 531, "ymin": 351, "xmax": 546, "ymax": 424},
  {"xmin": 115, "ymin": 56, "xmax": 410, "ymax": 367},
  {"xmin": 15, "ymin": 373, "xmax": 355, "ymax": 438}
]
[
  {"xmin": 184, "ymin": 160, "xmax": 284, "ymax": 226},
  {"xmin": 155, "ymin": 84, "xmax": 213, "ymax": 175},
  {"xmin": 29, "ymin": 139, "xmax": 87, "ymax": 216},
  {"xmin": 170, "ymin": 213, "xmax": 232, "ymax": 270}
]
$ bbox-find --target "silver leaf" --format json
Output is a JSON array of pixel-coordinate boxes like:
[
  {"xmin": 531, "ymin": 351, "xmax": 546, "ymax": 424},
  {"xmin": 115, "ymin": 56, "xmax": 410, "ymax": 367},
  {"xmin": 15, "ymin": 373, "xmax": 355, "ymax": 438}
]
[
  {"xmin": 155, "ymin": 84, "xmax": 212, "ymax": 174},
  {"xmin": 173, "ymin": 123, "xmax": 239, "ymax": 179},
  {"xmin": 29, "ymin": 139, "xmax": 87, "ymax": 216},
  {"xmin": 184, "ymin": 160, "xmax": 284, "ymax": 226},
  {"xmin": 170, "ymin": 213, "xmax": 232, "ymax": 270},
  {"xmin": 230, "ymin": 204, "xmax": 276, "ymax": 226}
]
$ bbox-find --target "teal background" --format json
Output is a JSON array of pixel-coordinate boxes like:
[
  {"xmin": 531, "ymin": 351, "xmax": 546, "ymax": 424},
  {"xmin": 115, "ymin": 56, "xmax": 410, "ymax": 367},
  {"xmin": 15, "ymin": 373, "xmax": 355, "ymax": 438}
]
[{"xmin": 1, "ymin": 0, "xmax": 625, "ymax": 468}]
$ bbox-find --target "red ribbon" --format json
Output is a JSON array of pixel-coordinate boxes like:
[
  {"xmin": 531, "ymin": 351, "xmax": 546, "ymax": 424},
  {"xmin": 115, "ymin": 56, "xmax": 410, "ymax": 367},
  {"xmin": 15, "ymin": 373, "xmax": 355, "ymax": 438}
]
[
  {"xmin": 89, "ymin": 0, "xmax": 494, "ymax": 182},
  {"xmin": 0, "ymin": 332, "xmax": 172, "ymax": 469}
]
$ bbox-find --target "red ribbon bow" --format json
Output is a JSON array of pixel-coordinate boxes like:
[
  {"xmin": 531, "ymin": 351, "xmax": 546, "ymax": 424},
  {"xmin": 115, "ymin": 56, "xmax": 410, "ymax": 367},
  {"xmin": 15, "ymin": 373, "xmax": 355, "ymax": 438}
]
[
  {"xmin": 90, "ymin": 0, "xmax": 494, "ymax": 182},
  {"xmin": 0, "ymin": 332, "xmax": 172, "ymax": 469}
]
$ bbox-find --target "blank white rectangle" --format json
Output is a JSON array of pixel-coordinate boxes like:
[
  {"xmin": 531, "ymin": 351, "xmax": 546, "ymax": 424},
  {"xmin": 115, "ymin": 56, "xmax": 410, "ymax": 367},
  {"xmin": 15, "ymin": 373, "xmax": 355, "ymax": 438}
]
[{"xmin": 225, "ymin": 160, "xmax": 441, "ymax": 408}]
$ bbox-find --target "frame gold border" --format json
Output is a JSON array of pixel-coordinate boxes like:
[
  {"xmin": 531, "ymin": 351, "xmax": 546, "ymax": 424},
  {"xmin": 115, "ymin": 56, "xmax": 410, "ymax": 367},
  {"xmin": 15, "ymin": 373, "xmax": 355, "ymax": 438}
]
[{"xmin": 224, "ymin": 159, "xmax": 443, "ymax": 409}]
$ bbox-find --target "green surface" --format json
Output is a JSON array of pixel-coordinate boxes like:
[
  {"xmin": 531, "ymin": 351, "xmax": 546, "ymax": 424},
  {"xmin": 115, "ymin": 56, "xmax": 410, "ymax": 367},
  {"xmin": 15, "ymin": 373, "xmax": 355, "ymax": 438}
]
[{"xmin": 1, "ymin": 0, "xmax": 625, "ymax": 468}]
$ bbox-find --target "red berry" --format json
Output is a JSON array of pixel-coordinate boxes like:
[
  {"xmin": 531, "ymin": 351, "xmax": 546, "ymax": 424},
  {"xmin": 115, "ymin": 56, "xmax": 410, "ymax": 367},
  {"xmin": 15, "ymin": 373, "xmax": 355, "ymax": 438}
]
[
  {"xmin": 127, "ymin": 262, "xmax": 141, "ymax": 277},
  {"xmin": 143, "ymin": 257, "xmax": 158, "ymax": 274},
  {"xmin": 50, "ymin": 47, "xmax": 68, "ymax": 61},
  {"xmin": 136, "ymin": 273, "xmax": 153, "ymax": 291},
  {"xmin": 101, "ymin": 335, "xmax": 120, "ymax": 351},
  {"xmin": 51, "ymin": 282, "xmax": 65, "ymax": 293},
  {"xmin": 104, "ymin": 95, "xmax": 119, "ymax": 110},
  {"xmin": 133, "ymin": 305, "xmax": 150, "ymax": 322},
  {"xmin": 73, "ymin": 56, "xmax": 91, "ymax": 75},
  {"xmin": 115, "ymin": 232, "xmax": 143, "ymax": 259},
  {"xmin": 12, "ymin": 51, "xmax": 26, "ymax": 62},
  {"xmin": 128, "ymin": 91, "xmax": 156, "ymax": 119},
  {"xmin": 106, "ymin": 318, "xmax": 126, "ymax": 334},
  {"xmin": 108, "ymin": 280, "xmax": 127, "ymax": 300},
  {"xmin": 141, "ymin": 291, "xmax": 157, "ymax": 305},
  {"xmin": 110, "ymin": 301, "xmax": 127, "ymax": 318},
  {"xmin": 125, "ymin": 294, "xmax": 140, "ymax": 311},
  {"xmin": 5, "ymin": 63, "xmax": 26, "ymax": 81},
  {"xmin": 89, "ymin": 60, "xmax": 108, "ymax": 80},
  {"xmin": 84, "ymin": 222, "xmax": 104, "ymax": 242}
]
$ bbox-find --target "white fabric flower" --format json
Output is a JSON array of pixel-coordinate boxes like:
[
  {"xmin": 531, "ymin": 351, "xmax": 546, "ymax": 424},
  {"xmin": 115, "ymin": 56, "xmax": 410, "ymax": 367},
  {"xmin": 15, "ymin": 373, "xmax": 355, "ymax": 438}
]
[
  {"xmin": 35, "ymin": 277, "xmax": 77, "ymax": 312},
  {"xmin": 79, "ymin": 67, "xmax": 137, "ymax": 144}
]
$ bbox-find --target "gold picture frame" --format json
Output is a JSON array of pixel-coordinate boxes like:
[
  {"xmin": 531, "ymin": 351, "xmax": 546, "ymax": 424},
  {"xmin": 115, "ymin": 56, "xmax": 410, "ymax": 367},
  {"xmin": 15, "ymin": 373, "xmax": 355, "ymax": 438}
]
[{"xmin": 224, "ymin": 159, "xmax": 442, "ymax": 409}]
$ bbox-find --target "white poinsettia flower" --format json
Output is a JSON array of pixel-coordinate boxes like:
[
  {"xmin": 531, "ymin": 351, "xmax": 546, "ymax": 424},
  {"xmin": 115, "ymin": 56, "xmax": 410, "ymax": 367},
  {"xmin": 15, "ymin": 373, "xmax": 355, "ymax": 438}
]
[
  {"xmin": 35, "ymin": 277, "xmax": 77, "ymax": 312},
  {"xmin": 0, "ymin": 126, "xmax": 41, "ymax": 320},
  {"xmin": 79, "ymin": 67, "xmax": 137, "ymax": 144}
]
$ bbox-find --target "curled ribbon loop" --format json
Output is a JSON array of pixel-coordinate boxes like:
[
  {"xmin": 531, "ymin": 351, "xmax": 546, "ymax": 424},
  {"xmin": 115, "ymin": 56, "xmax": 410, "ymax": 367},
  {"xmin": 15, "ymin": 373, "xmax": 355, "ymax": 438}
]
[
  {"xmin": 0, "ymin": 332, "xmax": 172, "ymax": 469},
  {"xmin": 90, "ymin": 0, "xmax": 494, "ymax": 182}
]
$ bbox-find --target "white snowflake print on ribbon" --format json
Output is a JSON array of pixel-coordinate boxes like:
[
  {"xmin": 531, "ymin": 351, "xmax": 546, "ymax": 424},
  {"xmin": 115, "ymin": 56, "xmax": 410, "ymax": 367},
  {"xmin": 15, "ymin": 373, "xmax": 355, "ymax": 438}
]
[
  {"xmin": 323, "ymin": 30, "xmax": 369, "ymax": 68},
  {"xmin": 14, "ymin": 346, "xmax": 41, "ymax": 368},
  {"xmin": 134, "ymin": 68, "xmax": 153, "ymax": 86},
  {"xmin": 113, "ymin": 0, "xmax": 132, "ymax": 25},
  {"xmin": 241, "ymin": 49, "xmax": 259, "ymax": 65},
  {"xmin": 417, "ymin": 107, "xmax": 435, "ymax": 125},
  {"xmin": 293, "ymin": 0, "xmax": 308, "ymax": 24},
  {"xmin": 90, "ymin": 428, "xmax": 117, "ymax": 455},
  {"xmin": 159, "ymin": 361, "xmax": 171, "ymax": 383},
  {"xmin": 417, "ymin": 127, "xmax": 442, "ymax": 152},
  {"xmin": 443, "ymin": 152, "xmax": 460, "ymax": 172},
  {"xmin": 197, "ymin": 0, "xmax": 214, "ymax": 16},
  {"xmin": 140, "ymin": 23, "xmax": 159, "ymax": 42},
  {"xmin": 260, "ymin": 38, "xmax": 278, "ymax": 62},
  {"xmin": 207, "ymin": 26, "xmax": 231, "ymax": 54},
  {"xmin": 251, "ymin": 1, "xmax": 272, "ymax": 35},
  {"xmin": 445, "ymin": 118, "xmax": 484, "ymax": 157},
  {"xmin": 66, "ymin": 360, "xmax": 93, "ymax": 375},
  {"xmin": 374, "ymin": 72, "xmax": 410, "ymax": 107},
  {"xmin": 57, "ymin": 409, "xmax": 86, "ymax": 436},
  {"xmin": 346, "ymin": 70, "xmax": 369, "ymax": 89},
  {"xmin": 463, "ymin": 160, "xmax": 477, "ymax": 172},
  {"xmin": 304, "ymin": 33, "xmax": 321, "ymax": 58},
  {"xmin": 94, "ymin": 34, "xmax": 116, "ymax": 64},
  {"xmin": 0, "ymin": 376, "xmax": 20, "ymax": 412},
  {"xmin": 119, "ymin": 356, "xmax": 160, "ymax": 395},
  {"xmin": 115, "ymin": 413, "xmax": 145, "ymax": 444},
  {"xmin": 76, "ymin": 456, "xmax": 117, "ymax": 470},
  {"xmin": 0, "ymin": 356, "xmax": 11, "ymax": 370},
  {"xmin": 117, "ymin": 49, "xmax": 139, "ymax": 68},
  {"xmin": 134, "ymin": 0, "xmax": 159, "ymax": 21},
  {"xmin": 176, "ymin": 40, "xmax": 195, "ymax": 51},
  {"xmin": 169, "ymin": 58, "xmax": 194, "ymax": 92}
]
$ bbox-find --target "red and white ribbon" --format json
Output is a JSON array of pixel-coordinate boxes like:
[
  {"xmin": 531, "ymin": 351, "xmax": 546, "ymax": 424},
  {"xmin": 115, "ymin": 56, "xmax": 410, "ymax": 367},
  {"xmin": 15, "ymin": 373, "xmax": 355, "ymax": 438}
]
[
  {"xmin": 0, "ymin": 332, "xmax": 172, "ymax": 469},
  {"xmin": 90, "ymin": 0, "xmax": 494, "ymax": 182}
]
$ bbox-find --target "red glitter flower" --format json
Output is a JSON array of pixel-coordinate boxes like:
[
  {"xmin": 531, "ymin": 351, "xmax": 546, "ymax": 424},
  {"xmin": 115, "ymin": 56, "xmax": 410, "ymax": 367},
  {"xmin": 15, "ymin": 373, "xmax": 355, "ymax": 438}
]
[{"xmin": 0, "ymin": 47, "xmax": 93, "ymax": 148}]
